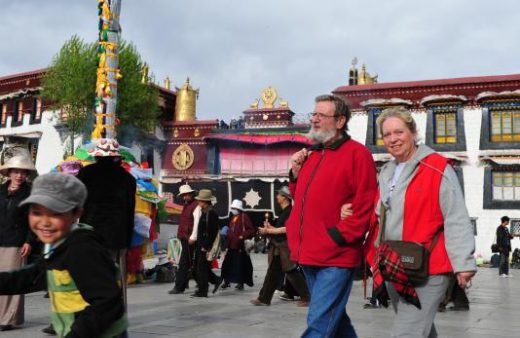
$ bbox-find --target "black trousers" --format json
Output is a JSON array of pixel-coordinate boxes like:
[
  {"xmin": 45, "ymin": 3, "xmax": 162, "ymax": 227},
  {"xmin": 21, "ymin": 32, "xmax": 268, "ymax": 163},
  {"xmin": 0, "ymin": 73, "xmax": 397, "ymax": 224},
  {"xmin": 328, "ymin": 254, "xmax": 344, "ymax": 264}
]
[
  {"xmin": 258, "ymin": 253, "xmax": 309, "ymax": 304},
  {"xmin": 174, "ymin": 239, "xmax": 194, "ymax": 292},
  {"xmin": 499, "ymin": 251, "xmax": 510, "ymax": 275},
  {"xmin": 194, "ymin": 248, "xmax": 220, "ymax": 296}
]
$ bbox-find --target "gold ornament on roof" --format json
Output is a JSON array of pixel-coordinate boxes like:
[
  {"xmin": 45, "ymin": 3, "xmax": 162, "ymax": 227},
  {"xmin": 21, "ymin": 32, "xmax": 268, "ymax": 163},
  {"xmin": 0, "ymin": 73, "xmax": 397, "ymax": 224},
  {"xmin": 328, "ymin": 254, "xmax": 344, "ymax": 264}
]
[
  {"xmin": 261, "ymin": 86, "xmax": 278, "ymax": 108},
  {"xmin": 164, "ymin": 76, "xmax": 171, "ymax": 90},
  {"xmin": 348, "ymin": 59, "xmax": 378, "ymax": 85},
  {"xmin": 250, "ymin": 98, "xmax": 259, "ymax": 109},
  {"xmin": 141, "ymin": 64, "xmax": 149, "ymax": 84},
  {"xmin": 175, "ymin": 77, "xmax": 199, "ymax": 122}
]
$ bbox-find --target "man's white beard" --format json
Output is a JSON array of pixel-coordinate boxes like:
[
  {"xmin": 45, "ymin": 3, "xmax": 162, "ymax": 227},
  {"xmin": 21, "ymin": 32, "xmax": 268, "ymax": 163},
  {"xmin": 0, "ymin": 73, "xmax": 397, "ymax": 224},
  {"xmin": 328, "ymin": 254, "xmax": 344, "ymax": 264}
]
[{"xmin": 306, "ymin": 128, "xmax": 336, "ymax": 144}]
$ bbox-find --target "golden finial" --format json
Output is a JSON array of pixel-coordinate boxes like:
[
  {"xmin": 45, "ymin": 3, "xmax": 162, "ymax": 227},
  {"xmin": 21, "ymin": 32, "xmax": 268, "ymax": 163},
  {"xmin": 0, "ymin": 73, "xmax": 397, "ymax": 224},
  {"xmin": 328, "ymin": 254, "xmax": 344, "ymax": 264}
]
[
  {"xmin": 358, "ymin": 64, "xmax": 378, "ymax": 85},
  {"xmin": 164, "ymin": 76, "xmax": 171, "ymax": 90},
  {"xmin": 279, "ymin": 98, "xmax": 288, "ymax": 108},
  {"xmin": 250, "ymin": 98, "xmax": 259, "ymax": 109},
  {"xmin": 141, "ymin": 63, "xmax": 149, "ymax": 84}
]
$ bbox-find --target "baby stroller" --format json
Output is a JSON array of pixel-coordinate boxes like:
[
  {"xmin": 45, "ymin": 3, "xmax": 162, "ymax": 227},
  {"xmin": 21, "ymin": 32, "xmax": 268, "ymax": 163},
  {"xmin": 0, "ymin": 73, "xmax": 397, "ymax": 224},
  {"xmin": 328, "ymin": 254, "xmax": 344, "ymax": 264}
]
[{"xmin": 511, "ymin": 248, "xmax": 520, "ymax": 269}]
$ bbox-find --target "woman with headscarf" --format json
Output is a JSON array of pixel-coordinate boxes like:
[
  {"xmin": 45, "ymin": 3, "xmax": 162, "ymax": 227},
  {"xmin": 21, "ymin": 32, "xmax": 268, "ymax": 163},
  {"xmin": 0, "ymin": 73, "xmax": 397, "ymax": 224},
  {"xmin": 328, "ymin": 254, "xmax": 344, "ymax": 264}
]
[
  {"xmin": 0, "ymin": 153, "xmax": 37, "ymax": 331},
  {"xmin": 221, "ymin": 199, "xmax": 255, "ymax": 290}
]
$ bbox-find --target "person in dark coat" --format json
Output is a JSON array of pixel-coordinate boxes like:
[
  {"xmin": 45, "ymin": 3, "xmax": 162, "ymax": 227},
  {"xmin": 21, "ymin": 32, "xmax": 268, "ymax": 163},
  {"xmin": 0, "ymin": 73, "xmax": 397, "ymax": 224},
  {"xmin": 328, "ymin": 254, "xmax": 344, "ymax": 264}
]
[
  {"xmin": 191, "ymin": 189, "xmax": 222, "ymax": 297},
  {"xmin": 221, "ymin": 199, "xmax": 255, "ymax": 290},
  {"xmin": 250, "ymin": 187, "xmax": 310, "ymax": 307},
  {"xmin": 76, "ymin": 138, "xmax": 136, "ymax": 304},
  {"xmin": 496, "ymin": 216, "xmax": 514, "ymax": 277},
  {"xmin": 168, "ymin": 184, "xmax": 198, "ymax": 295},
  {"xmin": 0, "ymin": 154, "xmax": 37, "ymax": 331}
]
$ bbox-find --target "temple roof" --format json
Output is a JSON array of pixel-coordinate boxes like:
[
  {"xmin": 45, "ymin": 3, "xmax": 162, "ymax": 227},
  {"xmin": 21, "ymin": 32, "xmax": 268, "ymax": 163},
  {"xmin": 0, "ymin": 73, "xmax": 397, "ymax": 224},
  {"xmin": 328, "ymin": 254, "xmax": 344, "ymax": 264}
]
[
  {"xmin": 333, "ymin": 73, "xmax": 520, "ymax": 110},
  {"xmin": 205, "ymin": 128, "xmax": 311, "ymax": 146}
]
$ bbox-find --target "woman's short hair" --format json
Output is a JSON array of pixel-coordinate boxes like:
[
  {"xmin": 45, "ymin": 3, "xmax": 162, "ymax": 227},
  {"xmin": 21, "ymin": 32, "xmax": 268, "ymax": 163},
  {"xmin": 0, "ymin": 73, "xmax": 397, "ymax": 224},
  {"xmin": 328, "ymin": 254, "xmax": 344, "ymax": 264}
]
[{"xmin": 376, "ymin": 106, "xmax": 417, "ymax": 136}]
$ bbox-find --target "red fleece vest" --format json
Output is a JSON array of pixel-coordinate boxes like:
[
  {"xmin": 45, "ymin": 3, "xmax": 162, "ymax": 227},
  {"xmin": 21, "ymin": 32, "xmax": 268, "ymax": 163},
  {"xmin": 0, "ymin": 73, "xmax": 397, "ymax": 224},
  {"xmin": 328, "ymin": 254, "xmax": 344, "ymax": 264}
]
[{"xmin": 403, "ymin": 153, "xmax": 453, "ymax": 274}]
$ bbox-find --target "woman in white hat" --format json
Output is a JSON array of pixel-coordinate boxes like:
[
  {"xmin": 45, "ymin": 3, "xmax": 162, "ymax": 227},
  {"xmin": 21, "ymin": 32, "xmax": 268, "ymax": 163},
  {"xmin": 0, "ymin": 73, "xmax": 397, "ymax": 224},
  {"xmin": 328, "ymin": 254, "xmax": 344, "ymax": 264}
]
[
  {"xmin": 220, "ymin": 199, "xmax": 256, "ymax": 291},
  {"xmin": 0, "ymin": 154, "xmax": 37, "ymax": 331}
]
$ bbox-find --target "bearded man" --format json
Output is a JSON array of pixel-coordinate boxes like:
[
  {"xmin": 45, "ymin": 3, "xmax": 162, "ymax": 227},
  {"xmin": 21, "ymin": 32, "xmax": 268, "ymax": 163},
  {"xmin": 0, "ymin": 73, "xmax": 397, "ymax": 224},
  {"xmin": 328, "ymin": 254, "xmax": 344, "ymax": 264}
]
[{"xmin": 286, "ymin": 94, "xmax": 377, "ymax": 338}]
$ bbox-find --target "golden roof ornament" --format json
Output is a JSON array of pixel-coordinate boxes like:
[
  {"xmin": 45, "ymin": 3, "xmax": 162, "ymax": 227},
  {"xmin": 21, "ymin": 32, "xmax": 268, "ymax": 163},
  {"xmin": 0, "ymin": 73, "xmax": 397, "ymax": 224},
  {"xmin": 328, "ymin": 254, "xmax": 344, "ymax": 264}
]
[
  {"xmin": 164, "ymin": 76, "xmax": 171, "ymax": 90},
  {"xmin": 261, "ymin": 86, "xmax": 278, "ymax": 108},
  {"xmin": 174, "ymin": 77, "xmax": 199, "ymax": 121},
  {"xmin": 358, "ymin": 64, "xmax": 378, "ymax": 85},
  {"xmin": 248, "ymin": 86, "xmax": 289, "ymax": 109},
  {"xmin": 141, "ymin": 64, "xmax": 149, "ymax": 84},
  {"xmin": 348, "ymin": 59, "xmax": 378, "ymax": 85},
  {"xmin": 250, "ymin": 98, "xmax": 259, "ymax": 109}
]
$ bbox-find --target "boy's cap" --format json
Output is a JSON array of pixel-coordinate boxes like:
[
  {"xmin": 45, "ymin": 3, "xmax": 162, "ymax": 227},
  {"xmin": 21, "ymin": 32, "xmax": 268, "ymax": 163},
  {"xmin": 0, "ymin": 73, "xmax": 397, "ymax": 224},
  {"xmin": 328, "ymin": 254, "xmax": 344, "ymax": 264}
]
[{"xmin": 20, "ymin": 172, "xmax": 87, "ymax": 213}]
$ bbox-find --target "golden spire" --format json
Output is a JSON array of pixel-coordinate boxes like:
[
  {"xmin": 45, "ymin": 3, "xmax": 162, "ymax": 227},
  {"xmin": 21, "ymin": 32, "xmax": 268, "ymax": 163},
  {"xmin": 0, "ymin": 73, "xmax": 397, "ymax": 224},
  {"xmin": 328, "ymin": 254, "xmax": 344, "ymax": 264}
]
[
  {"xmin": 141, "ymin": 63, "xmax": 149, "ymax": 84},
  {"xmin": 357, "ymin": 64, "xmax": 378, "ymax": 85},
  {"xmin": 164, "ymin": 76, "xmax": 171, "ymax": 90}
]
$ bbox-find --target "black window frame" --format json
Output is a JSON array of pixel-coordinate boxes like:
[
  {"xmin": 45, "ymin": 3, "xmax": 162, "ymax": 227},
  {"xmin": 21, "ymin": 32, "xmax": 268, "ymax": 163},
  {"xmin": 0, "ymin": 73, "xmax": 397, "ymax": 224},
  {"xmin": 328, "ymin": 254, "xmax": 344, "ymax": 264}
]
[
  {"xmin": 0, "ymin": 102, "xmax": 5, "ymax": 127},
  {"xmin": 365, "ymin": 107, "xmax": 387, "ymax": 154},
  {"xmin": 29, "ymin": 97, "xmax": 42, "ymax": 124},
  {"xmin": 480, "ymin": 102, "xmax": 520, "ymax": 150},
  {"xmin": 425, "ymin": 105, "xmax": 466, "ymax": 152},
  {"xmin": 10, "ymin": 100, "xmax": 23, "ymax": 127},
  {"xmin": 483, "ymin": 164, "xmax": 520, "ymax": 209}
]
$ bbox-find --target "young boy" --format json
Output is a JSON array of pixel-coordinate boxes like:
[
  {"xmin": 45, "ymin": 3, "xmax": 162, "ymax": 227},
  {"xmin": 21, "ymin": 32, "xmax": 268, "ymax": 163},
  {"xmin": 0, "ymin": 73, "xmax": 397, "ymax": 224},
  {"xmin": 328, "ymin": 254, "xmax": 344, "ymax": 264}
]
[{"xmin": 0, "ymin": 173, "xmax": 127, "ymax": 337}]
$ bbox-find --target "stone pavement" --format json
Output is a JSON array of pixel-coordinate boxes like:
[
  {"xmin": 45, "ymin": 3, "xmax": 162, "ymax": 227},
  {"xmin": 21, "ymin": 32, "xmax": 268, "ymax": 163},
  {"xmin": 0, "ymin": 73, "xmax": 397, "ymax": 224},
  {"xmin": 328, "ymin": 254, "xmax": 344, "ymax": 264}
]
[{"xmin": 2, "ymin": 253, "xmax": 519, "ymax": 338}]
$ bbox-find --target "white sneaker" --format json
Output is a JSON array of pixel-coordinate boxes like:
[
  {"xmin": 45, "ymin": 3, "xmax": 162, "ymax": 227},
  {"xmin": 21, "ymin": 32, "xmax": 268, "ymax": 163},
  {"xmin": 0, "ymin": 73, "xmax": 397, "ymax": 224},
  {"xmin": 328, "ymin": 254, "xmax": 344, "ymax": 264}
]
[{"xmin": 500, "ymin": 274, "xmax": 508, "ymax": 277}]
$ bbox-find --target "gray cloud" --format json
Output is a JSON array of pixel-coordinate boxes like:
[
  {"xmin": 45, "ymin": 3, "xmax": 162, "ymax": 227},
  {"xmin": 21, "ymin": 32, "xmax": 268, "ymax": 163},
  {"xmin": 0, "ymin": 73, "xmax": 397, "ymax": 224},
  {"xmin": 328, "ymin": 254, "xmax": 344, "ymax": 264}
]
[{"xmin": 1, "ymin": 0, "xmax": 519, "ymax": 122}]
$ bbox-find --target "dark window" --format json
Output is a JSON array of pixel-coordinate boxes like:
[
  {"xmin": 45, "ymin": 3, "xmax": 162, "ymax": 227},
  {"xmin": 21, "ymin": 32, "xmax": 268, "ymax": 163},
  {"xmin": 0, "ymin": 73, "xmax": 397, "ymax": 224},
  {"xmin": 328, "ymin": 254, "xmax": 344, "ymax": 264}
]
[
  {"xmin": 365, "ymin": 108, "xmax": 386, "ymax": 154},
  {"xmin": 434, "ymin": 111, "xmax": 457, "ymax": 144},
  {"xmin": 510, "ymin": 219, "xmax": 520, "ymax": 236},
  {"xmin": 12, "ymin": 101, "xmax": 19, "ymax": 122},
  {"xmin": 470, "ymin": 218, "xmax": 477, "ymax": 236},
  {"xmin": 480, "ymin": 102, "xmax": 520, "ymax": 150},
  {"xmin": 425, "ymin": 106, "xmax": 466, "ymax": 152},
  {"xmin": 492, "ymin": 171, "xmax": 520, "ymax": 200},
  {"xmin": 11, "ymin": 101, "xmax": 23, "ymax": 126},
  {"xmin": 29, "ymin": 97, "xmax": 42, "ymax": 123},
  {"xmin": 0, "ymin": 103, "xmax": 5, "ymax": 125},
  {"xmin": 140, "ymin": 147, "xmax": 155, "ymax": 174},
  {"xmin": 483, "ymin": 165, "xmax": 520, "ymax": 209},
  {"xmin": 490, "ymin": 110, "xmax": 520, "ymax": 142}
]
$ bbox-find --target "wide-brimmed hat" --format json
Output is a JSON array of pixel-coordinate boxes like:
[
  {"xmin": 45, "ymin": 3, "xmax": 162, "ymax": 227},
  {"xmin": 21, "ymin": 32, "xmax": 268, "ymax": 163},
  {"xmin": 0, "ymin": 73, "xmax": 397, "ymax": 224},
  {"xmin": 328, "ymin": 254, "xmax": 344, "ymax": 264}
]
[
  {"xmin": 88, "ymin": 138, "xmax": 121, "ymax": 157},
  {"xmin": 178, "ymin": 184, "xmax": 196, "ymax": 196},
  {"xmin": 277, "ymin": 186, "xmax": 292, "ymax": 200},
  {"xmin": 195, "ymin": 189, "xmax": 215, "ymax": 202},
  {"xmin": 230, "ymin": 199, "xmax": 244, "ymax": 211},
  {"xmin": 0, "ymin": 155, "xmax": 37, "ymax": 176}
]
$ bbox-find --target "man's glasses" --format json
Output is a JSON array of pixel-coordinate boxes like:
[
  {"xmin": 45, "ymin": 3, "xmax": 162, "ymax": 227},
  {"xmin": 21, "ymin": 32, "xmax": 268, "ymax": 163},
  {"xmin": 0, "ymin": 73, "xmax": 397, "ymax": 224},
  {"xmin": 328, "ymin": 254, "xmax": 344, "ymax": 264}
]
[{"xmin": 307, "ymin": 112, "xmax": 338, "ymax": 120}]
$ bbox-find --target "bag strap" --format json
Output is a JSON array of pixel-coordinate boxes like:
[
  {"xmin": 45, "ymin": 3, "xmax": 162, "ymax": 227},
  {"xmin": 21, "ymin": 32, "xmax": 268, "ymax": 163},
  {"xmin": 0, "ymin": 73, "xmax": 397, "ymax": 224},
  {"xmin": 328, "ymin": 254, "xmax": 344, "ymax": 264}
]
[
  {"xmin": 380, "ymin": 202, "xmax": 387, "ymax": 242},
  {"xmin": 380, "ymin": 202, "xmax": 442, "ymax": 253}
]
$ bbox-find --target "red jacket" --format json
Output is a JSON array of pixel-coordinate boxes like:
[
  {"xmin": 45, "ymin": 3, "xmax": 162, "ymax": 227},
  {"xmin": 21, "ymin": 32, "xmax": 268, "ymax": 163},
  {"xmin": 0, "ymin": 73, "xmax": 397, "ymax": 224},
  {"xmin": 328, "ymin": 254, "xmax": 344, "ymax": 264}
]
[
  {"xmin": 365, "ymin": 153, "xmax": 453, "ymax": 275},
  {"xmin": 287, "ymin": 135, "xmax": 377, "ymax": 268},
  {"xmin": 176, "ymin": 200, "xmax": 198, "ymax": 240}
]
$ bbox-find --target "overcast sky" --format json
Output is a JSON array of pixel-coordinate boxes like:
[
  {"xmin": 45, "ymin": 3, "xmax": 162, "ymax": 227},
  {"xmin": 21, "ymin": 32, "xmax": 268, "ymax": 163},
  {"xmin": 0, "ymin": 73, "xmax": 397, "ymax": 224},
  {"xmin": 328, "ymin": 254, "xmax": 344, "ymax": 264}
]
[{"xmin": 1, "ymin": 0, "xmax": 519, "ymax": 122}]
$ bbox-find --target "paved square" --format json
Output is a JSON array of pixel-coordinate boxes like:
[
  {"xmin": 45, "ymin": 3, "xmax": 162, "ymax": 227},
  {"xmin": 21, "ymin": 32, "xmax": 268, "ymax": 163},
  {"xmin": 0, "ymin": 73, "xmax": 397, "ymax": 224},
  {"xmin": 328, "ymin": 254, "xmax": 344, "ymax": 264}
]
[{"xmin": 2, "ymin": 253, "xmax": 517, "ymax": 337}]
